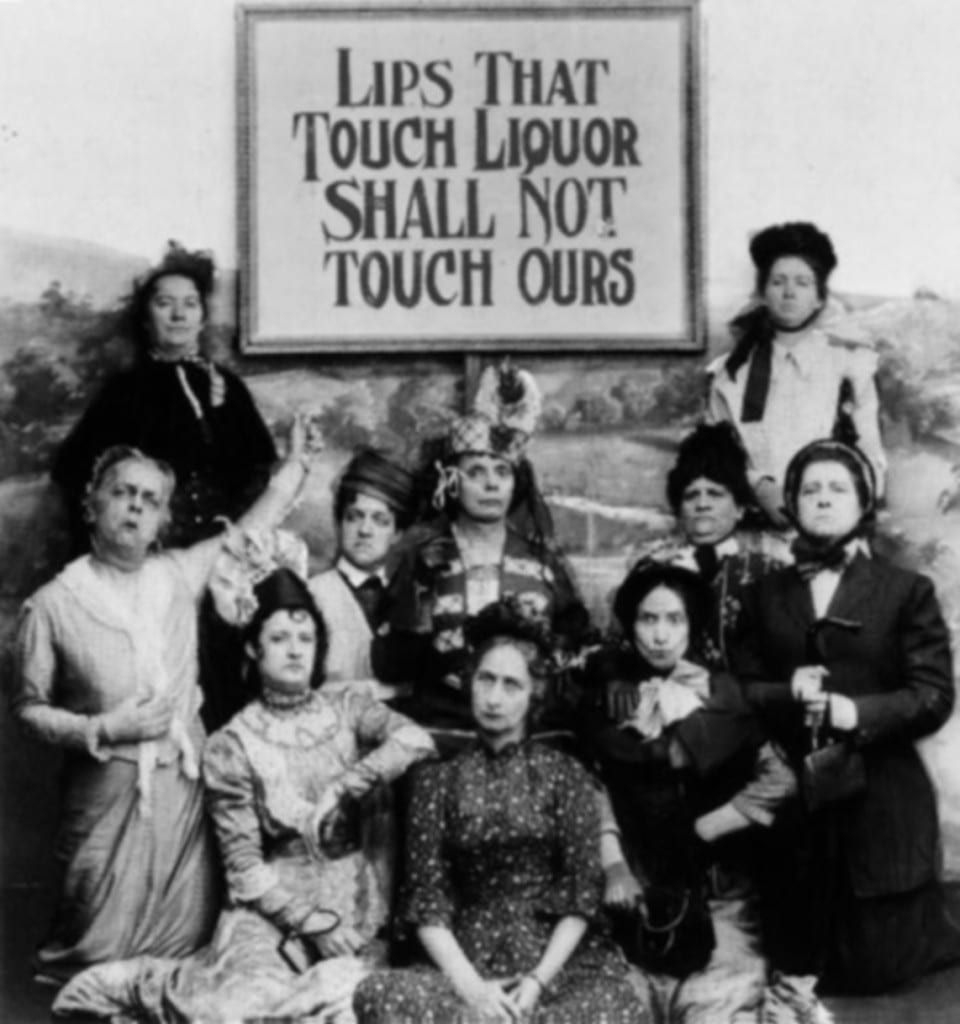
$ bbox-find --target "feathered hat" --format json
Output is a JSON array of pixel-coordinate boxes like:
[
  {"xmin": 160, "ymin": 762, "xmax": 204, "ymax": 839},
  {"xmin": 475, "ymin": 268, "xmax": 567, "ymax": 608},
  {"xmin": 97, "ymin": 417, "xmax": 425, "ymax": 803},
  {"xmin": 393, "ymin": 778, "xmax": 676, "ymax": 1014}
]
[{"xmin": 433, "ymin": 359, "xmax": 542, "ymax": 509}]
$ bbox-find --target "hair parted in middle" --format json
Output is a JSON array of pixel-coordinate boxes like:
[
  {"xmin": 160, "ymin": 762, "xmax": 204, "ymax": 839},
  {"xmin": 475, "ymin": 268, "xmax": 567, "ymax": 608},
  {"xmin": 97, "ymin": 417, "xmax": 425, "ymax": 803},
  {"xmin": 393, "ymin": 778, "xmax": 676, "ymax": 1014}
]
[
  {"xmin": 123, "ymin": 240, "xmax": 217, "ymax": 355},
  {"xmin": 612, "ymin": 559, "xmax": 710, "ymax": 647},
  {"xmin": 463, "ymin": 595, "xmax": 556, "ymax": 702}
]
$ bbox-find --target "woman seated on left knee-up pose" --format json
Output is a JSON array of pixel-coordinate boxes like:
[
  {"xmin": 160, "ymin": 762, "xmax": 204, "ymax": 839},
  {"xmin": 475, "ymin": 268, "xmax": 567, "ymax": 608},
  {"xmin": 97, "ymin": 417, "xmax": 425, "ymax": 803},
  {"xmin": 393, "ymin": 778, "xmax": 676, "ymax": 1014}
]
[
  {"xmin": 53, "ymin": 567, "xmax": 435, "ymax": 1023},
  {"xmin": 355, "ymin": 600, "xmax": 644, "ymax": 1024},
  {"xmin": 10, "ymin": 423, "xmax": 314, "ymax": 987}
]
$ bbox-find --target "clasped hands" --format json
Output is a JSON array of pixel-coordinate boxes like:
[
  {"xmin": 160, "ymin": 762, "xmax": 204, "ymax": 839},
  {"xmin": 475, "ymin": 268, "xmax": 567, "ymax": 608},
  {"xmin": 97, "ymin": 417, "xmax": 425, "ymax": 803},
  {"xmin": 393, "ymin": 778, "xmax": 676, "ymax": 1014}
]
[
  {"xmin": 790, "ymin": 665, "xmax": 858, "ymax": 733},
  {"xmin": 458, "ymin": 974, "xmax": 543, "ymax": 1022}
]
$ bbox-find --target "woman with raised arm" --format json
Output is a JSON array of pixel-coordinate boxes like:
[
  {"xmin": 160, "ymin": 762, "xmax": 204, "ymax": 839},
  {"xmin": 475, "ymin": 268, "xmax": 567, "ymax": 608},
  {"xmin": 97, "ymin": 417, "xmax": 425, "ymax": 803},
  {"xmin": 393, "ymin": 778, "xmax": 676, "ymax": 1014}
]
[{"xmin": 10, "ymin": 422, "xmax": 313, "ymax": 986}]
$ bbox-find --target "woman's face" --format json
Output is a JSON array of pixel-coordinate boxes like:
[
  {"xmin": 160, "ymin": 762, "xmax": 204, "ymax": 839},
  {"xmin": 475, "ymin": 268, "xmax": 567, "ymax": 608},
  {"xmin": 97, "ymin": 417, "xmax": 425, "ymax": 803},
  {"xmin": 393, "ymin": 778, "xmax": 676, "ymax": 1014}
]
[
  {"xmin": 796, "ymin": 459, "xmax": 863, "ymax": 541},
  {"xmin": 763, "ymin": 256, "xmax": 822, "ymax": 329},
  {"xmin": 471, "ymin": 641, "xmax": 534, "ymax": 745},
  {"xmin": 339, "ymin": 492, "xmax": 398, "ymax": 572},
  {"xmin": 679, "ymin": 476, "xmax": 742, "ymax": 546},
  {"xmin": 633, "ymin": 585, "xmax": 690, "ymax": 673},
  {"xmin": 251, "ymin": 608, "xmax": 318, "ymax": 695},
  {"xmin": 147, "ymin": 273, "xmax": 205, "ymax": 354},
  {"xmin": 90, "ymin": 458, "xmax": 171, "ymax": 562},
  {"xmin": 456, "ymin": 454, "xmax": 515, "ymax": 524}
]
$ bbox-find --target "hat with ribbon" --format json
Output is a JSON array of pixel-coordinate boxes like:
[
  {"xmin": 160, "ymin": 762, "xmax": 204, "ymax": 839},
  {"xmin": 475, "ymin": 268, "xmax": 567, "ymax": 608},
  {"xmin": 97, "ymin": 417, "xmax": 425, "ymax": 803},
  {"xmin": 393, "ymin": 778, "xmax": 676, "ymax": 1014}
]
[{"xmin": 336, "ymin": 447, "xmax": 415, "ymax": 520}]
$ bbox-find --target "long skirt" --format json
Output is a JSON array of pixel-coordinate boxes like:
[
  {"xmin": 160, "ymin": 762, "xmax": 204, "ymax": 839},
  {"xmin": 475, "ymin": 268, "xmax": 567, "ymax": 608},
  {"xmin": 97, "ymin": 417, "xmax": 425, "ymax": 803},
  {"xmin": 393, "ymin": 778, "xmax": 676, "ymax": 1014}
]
[
  {"xmin": 36, "ymin": 756, "xmax": 218, "ymax": 982},
  {"xmin": 52, "ymin": 907, "xmax": 371, "ymax": 1023}
]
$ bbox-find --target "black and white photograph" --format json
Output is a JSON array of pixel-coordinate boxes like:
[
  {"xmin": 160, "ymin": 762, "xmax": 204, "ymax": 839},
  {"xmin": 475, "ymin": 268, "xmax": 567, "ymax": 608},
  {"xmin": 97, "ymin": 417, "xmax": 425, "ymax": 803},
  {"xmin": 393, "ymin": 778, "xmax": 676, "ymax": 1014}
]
[{"xmin": 3, "ymin": 1, "xmax": 960, "ymax": 1021}]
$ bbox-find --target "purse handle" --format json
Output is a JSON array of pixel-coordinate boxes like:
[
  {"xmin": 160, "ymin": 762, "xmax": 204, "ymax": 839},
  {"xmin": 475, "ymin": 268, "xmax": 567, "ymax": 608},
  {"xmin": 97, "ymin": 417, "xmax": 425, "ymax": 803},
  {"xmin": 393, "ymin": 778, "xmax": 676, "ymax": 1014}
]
[
  {"xmin": 277, "ymin": 906, "xmax": 342, "ymax": 974},
  {"xmin": 804, "ymin": 616, "xmax": 861, "ymax": 750}
]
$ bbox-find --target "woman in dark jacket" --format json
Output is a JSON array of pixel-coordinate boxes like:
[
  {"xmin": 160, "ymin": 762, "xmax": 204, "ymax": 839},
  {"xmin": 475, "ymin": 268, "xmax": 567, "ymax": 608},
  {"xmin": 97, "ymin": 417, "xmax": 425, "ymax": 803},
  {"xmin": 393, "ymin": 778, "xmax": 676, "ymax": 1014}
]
[
  {"xmin": 578, "ymin": 561, "xmax": 798, "ymax": 1021},
  {"xmin": 52, "ymin": 241, "xmax": 276, "ymax": 551},
  {"xmin": 52, "ymin": 243, "xmax": 278, "ymax": 731},
  {"xmin": 731, "ymin": 438, "xmax": 960, "ymax": 994}
]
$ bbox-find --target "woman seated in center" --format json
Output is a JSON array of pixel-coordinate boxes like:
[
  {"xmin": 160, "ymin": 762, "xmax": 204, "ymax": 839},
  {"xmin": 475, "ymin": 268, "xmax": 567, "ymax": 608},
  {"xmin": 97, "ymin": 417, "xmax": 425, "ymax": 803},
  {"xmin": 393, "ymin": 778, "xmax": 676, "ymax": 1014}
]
[{"xmin": 355, "ymin": 599, "xmax": 644, "ymax": 1024}]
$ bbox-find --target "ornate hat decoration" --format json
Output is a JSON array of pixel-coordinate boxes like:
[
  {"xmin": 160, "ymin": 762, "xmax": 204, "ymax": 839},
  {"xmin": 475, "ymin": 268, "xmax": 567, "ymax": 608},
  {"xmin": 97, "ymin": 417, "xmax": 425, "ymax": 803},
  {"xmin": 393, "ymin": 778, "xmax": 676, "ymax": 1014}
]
[
  {"xmin": 434, "ymin": 360, "xmax": 542, "ymax": 509},
  {"xmin": 245, "ymin": 566, "xmax": 323, "ymax": 639},
  {"xmin": 208, "ymin": 527, "xmax": 310, "ymax": 628},
  {"xmin": 335, "ymin": 447, "xmax": 415, "ymax": 519},
  {"xmin": 450, "ymin": 360, "xmax": 542, "ymax": 463},
  {"xmin": 749, "ymin": 221, "xmax": 837, "ymax": 284}
]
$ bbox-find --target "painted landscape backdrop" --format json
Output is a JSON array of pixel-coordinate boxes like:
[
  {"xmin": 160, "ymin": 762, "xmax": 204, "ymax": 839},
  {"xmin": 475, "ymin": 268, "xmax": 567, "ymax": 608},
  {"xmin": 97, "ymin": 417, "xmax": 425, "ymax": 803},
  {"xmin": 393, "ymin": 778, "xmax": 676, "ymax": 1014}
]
[{"xmin": 5, "ymin": 226, "xmax": 960, "ymax": 882}]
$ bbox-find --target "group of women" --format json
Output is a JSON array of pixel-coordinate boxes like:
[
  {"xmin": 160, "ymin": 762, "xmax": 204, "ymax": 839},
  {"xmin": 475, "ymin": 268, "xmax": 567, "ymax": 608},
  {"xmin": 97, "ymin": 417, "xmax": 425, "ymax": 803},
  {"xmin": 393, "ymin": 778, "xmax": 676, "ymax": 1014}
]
[{"xmin": 8, "ymin": 222, "xmax": 960, "ymax": 1023}]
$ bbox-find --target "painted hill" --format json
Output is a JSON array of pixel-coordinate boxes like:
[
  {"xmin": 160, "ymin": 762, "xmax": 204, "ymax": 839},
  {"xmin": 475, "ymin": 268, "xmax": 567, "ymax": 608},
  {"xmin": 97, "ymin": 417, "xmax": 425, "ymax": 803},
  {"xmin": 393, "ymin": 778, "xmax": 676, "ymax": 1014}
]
[{"xmin": 0, "ymin": 226, "xmax": 238, "ymax": 326}]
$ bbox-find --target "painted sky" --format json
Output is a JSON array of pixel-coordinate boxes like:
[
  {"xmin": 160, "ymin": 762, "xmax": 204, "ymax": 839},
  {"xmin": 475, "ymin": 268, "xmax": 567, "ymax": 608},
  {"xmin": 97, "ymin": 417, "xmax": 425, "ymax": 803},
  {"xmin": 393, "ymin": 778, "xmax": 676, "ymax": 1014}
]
[{"xmin": 2, "ymin": 0, "xmax": 960, "ymax": 301}]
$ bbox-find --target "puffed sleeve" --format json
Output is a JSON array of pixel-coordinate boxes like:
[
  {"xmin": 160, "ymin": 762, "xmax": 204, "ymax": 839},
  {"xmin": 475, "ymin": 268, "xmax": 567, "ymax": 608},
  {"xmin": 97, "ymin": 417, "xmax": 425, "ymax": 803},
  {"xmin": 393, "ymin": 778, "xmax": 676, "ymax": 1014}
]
[
  {"xmin": 9, "ymin": 598, "xmax": 105, "ymax": 756},
  {"xmin": 202, "ymin": 729, "xmax": 317, "ymax": 934},
  {"xmin": 852, "ymin": 572, "xmax": 954, "ymax": 746},
  {"xmin": 544, "ymin": 754, "xmax": 605, "ymax": 922},
  {"xmin": 331, "ymin": 684, "xmax": 435, "ymax": 802},
  {"xmin": 398, "ymin": 762, "xmax": 456, "ymax": 930}
]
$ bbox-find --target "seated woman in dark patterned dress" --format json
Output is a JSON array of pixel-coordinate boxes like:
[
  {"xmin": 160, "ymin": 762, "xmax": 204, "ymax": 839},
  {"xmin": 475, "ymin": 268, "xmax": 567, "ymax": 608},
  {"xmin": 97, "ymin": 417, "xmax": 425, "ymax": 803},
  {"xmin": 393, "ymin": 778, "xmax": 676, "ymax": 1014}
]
[{"xmin": 355, "ymin": 600, "xmax": 645, "ymax": 1024}]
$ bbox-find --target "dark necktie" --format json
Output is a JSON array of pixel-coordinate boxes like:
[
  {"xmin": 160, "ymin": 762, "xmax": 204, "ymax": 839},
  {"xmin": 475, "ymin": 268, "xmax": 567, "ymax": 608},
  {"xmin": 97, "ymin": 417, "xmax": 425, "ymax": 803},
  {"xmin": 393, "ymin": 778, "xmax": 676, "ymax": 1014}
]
[
  {"xmin": 353, "ymin": 575, "xmax": 386, "ymax": 630},
  {"xmin": 791, "ymin": 535, "xmax": 851, "ymax": 582},
  {"xmin": 693, "ymin": 544, "xmax": 720, "ymax": 582}
]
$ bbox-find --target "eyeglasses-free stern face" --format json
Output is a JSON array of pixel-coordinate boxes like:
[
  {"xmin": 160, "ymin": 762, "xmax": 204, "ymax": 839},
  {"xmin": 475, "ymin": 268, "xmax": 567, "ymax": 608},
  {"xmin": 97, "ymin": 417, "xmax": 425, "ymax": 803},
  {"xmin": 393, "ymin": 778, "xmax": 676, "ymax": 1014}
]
[
  {"xmin": 796, "ymin": 460, "xmax": 864, "ymax": 542},
  {"xmin": 146, "ymin": 273, "xmax": 206, "ymax": 355},
  {"xmin": 455, "ymin": 453, "xmax": 515, "ymax": 524},
  {"xmin": 90, "ymin": 458, "xmax": 172, "ymax": 560},
  {"xmin": 633, "ymin": 585, "xmax": 690, "ymax": 673},
  {"xmin": 339, "ymin": 492, "xmax": 398, "ymax": 572}
]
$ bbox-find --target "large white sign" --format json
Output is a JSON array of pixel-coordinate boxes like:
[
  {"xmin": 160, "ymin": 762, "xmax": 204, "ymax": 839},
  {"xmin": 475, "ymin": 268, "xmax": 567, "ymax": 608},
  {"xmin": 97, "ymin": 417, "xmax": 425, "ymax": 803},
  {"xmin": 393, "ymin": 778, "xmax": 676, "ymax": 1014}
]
[{"xmin": 238, "ymin": 1, "xmax": 702, "ymax": 353}]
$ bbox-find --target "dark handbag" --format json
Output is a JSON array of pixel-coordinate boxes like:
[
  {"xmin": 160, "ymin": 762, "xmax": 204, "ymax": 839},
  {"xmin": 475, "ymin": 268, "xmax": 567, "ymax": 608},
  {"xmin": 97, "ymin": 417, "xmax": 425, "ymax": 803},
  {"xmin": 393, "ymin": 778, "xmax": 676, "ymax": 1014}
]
[
  {"xmin": 616, "ymin": 884, "xmax": 716, "ymax": 977},
  {"xmin": 802, "ymin": 737, "xmax": 866, "ymax": 812}
]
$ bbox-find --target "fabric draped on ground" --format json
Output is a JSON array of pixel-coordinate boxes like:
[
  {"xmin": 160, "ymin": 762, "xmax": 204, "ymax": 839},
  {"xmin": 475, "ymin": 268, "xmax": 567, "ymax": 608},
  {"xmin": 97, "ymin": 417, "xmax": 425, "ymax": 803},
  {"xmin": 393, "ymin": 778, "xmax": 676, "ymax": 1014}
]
[{"xmin": 37, "ymin": 757, "xmax": 217, "ymax": 983}]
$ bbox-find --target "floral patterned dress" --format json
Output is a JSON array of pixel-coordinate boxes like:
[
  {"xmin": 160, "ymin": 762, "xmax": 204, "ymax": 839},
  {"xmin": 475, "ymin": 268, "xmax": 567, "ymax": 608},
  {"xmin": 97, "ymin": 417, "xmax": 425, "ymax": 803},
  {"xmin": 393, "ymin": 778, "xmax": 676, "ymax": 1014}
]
[
  {"xmin": 53, "ymin": 683, "xmax": 435, "ymax": 1022},
  {"xmin": 354, "ymin": 740, "xmax": 644, "ymax": 1024}
]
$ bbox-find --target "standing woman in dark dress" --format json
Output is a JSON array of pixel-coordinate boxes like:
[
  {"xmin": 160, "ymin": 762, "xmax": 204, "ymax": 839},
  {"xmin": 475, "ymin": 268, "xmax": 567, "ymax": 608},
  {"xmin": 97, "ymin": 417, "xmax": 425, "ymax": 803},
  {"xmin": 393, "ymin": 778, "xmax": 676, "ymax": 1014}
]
[
  {"xmin": 53, "ymin": 241, "xmax": 277, "ymax": 549},
  {"xmin": 732, "ymin": 438, "xmax": 960, "ymax": 994},
  {"xmin": 52, "ymin": 242, "xmax": 278, "ymax": 730}
]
